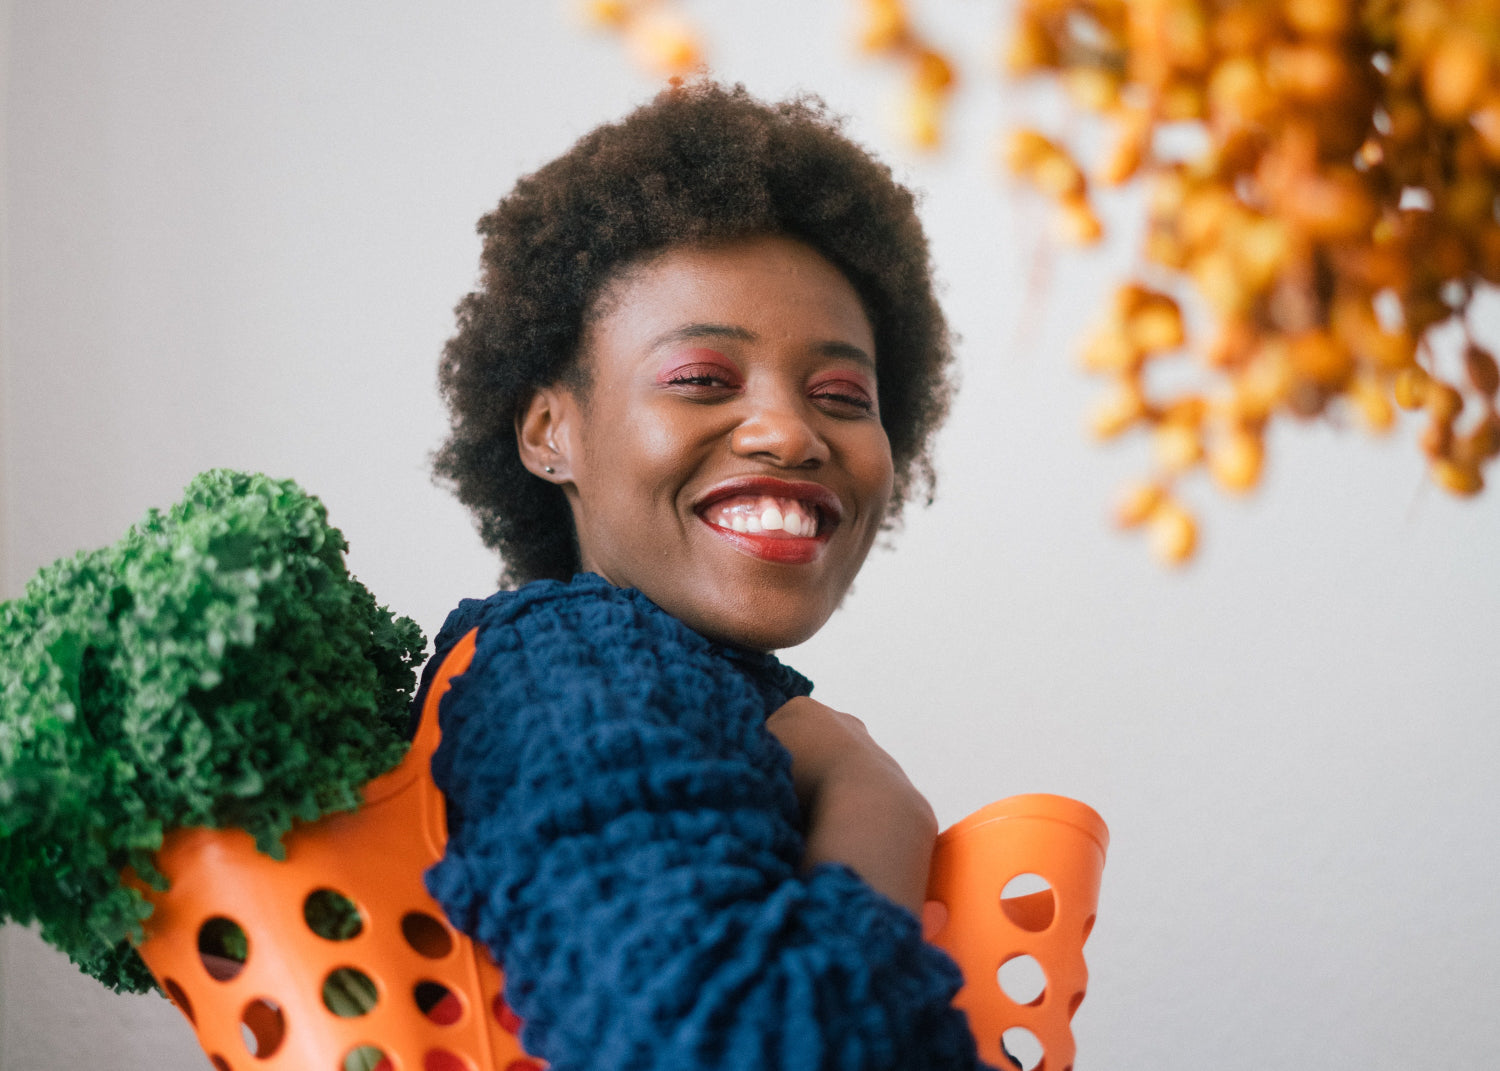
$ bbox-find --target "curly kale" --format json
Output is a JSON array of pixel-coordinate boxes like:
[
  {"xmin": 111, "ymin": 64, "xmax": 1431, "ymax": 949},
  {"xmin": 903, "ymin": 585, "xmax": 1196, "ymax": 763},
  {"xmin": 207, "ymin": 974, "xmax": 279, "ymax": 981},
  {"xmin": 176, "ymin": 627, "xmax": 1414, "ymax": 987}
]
[{"xmin": 0, "ymin": 470, "xmax": 426, "ymax": 992}]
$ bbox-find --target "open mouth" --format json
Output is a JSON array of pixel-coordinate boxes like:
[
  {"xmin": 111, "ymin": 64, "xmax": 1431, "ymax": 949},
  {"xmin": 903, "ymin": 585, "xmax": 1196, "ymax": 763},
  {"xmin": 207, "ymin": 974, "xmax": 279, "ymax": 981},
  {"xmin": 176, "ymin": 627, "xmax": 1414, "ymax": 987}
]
[
  {"xmin": 702, "ymin": 494, "xmax": 826, "ymax": 538},
  {"xmin": 694, "ymin": 479, "xmax": 843, "ymax": 564}
]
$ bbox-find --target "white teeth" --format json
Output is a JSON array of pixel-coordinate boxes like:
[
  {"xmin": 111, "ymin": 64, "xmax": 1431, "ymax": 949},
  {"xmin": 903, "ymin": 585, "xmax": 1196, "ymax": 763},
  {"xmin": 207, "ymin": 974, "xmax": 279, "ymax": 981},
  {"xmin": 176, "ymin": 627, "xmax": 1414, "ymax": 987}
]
[{"xmin": 706, "ymin": 494, "xmax": 821, "ymax": 536}]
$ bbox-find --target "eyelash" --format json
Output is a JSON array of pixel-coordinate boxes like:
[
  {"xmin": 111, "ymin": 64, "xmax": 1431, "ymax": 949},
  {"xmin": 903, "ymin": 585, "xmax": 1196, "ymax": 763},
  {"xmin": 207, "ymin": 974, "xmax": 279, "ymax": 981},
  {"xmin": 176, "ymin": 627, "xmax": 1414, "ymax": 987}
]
[
  {"xmin": 811, "ymin": 383, "xmax": 875, "ymax": 413},
  {"xmin": 667, "ymin": 370, "xmax": 737, "ymax": 388},
  {"xmin": 810, "ymin": 379, "xmax": 876, "ymax": 414}
]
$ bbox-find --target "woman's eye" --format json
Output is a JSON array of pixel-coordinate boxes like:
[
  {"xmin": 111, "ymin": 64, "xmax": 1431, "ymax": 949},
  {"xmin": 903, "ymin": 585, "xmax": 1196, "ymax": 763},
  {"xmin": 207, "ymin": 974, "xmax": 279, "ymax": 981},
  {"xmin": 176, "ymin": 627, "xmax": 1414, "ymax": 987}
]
[
  {"xmin": 659, "ymin": 359, "xmax": 742, "ymax": 392},
  {"xmin": 811, "ymin": 383, "xmax": 875, "ymax": 413},
  {"xmin": 669, "ymin": 372, "xmax": 732, "ymax": 387}
]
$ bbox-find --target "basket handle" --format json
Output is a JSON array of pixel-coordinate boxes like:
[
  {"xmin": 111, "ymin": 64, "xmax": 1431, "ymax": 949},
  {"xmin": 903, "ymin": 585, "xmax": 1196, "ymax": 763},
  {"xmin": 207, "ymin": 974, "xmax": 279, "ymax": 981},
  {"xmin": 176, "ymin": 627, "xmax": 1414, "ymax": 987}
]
[{"xmin": 363, "ymin": 627, "xmax": 480, "ymax": 848}]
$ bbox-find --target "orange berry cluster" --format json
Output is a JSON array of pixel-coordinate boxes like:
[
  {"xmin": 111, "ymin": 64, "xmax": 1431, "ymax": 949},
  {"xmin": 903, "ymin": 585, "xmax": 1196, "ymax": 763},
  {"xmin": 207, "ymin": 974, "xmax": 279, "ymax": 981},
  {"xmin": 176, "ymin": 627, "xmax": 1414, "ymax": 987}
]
[
  {"xmin": 581, "ymin": 0, "xmax": 702, "ymax": 75},
  {"xmin": 583, "ymin": 0, "xmax": 958, "ymax": 148},
  {"xmin": 1006, "ymin": 0, "xmax": 1500, "ymax": 563},
  {"xmin": 856, "ymin": 0, "xmax": 959, "ymax": 148}
]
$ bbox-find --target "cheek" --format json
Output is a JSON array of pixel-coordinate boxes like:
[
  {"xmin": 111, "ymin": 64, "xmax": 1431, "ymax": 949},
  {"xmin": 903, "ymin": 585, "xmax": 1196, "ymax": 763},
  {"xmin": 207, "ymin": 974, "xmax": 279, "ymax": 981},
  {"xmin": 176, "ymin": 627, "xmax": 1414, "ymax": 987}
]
[
  {"xmin": 851, "ymin": 428, "xmax": 896, "ymax": 514},
  {"xmin": 621, "ymin": 408, "xmax": 715, "ymax": 501}
]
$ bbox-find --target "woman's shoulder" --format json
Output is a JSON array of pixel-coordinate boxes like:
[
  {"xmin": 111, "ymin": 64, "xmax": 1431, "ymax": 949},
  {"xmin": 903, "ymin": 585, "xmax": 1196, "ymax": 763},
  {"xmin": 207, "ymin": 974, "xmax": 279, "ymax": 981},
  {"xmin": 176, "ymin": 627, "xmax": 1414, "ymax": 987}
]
[
  {"xmin": 433, "ymin": 573, "xmax": 696, "ymax": 656},
  {"xmin": 429, "ymin": 572, "xmax": 812, "ymax": 704}
]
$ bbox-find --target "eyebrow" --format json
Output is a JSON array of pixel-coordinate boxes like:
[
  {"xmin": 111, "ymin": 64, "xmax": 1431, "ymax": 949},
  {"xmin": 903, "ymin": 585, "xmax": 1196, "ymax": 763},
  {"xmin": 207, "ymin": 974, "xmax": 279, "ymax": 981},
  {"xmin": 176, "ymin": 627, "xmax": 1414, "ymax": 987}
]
[
  {"xmin": 650, "ymin": 322, "xmax": 877, "ymax": 373},
  {"xmin": 650, "ymin": 323, "xmax": 754, "ymax": 350}
]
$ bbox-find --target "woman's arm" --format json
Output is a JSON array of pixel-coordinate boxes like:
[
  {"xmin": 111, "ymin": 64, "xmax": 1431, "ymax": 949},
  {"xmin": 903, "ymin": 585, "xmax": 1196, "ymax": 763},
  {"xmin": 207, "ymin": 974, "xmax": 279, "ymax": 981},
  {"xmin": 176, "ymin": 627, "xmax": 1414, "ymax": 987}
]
[{"xmin": 764, "ymin": 696, "xmax": 937, "ymax": 916}]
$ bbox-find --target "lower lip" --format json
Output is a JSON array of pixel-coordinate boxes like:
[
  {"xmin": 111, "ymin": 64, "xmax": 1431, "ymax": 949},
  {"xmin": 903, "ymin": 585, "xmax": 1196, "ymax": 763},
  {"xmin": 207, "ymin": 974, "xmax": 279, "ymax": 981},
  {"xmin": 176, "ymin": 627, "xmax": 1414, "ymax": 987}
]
[{"xmin": 700, "ymin": 519, "xmax": 829, "ymax": 564}]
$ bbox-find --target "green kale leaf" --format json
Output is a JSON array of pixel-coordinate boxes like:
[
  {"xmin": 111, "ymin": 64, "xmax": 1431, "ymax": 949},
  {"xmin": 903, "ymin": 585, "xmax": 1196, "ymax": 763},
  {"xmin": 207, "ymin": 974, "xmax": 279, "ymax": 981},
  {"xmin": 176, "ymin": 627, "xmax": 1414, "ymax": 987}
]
[{"xmin": 0, "ymin": 470, "xmax": 425, "ymax": 991}]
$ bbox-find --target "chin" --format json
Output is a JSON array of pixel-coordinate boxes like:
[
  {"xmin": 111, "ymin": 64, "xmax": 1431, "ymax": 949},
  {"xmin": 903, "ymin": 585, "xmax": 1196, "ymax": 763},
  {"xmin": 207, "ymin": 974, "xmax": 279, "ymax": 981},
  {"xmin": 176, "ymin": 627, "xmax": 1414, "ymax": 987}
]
[
  {"xmin": 591, "ymin": 551, "xmax": 853, "ymax": 652},
  {"xmin": 723, "ymin": 618, "xmax": 822, "ymax": 653},
  {"xmin": 670, "ymin": 588, "xmax": 835, "ymax": 653},
  {"xmin": 639, "ymin": 576, "xmax": 822, "ymax": 651}
]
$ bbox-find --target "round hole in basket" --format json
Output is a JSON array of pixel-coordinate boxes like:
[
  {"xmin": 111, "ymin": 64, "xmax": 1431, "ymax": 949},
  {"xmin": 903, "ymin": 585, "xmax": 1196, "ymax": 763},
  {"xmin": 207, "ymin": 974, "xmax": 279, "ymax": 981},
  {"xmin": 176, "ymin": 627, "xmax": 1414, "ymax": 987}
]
[
  {"xmin": 199, "ymin": 916, "xmax": 250, "ymax": 981},
  {"xmin": 163, "ymin": 977, "xmax": 196, "ymax": 1024},
  {"xmin": 424, "ymin": 1048, "xmax": 471, "ymax": 1071},
  {"xmin": 401, "ymin": 911, "xmax": 454, "ymax": 959},
  {"xmin": 304, "ymin": 888, "xmax": 364, "ymax": 942},
  {"xmin": 322, "ymin": 967, "xmax": 380, "ymax": 1018},
  {"xmin": 997, "ymin": 954, "xmax": 1048, "ymax": 1006},
  {"xmin": 210, "ymin": 1055, "xmax": 232, "ymax": 1071},
  {"xmin": 415, "ymin": 980, "xmax": 463, "ymax": 1025},
  {"xmin": 1001, "ymin": 1025, "xmax": 1044, "ymax": 1071},
  {"xmin": 240, "ymin": 998, "xmax": 285, "ymax": 1059},
  {"xmin": 343, "ymin": 1045, "xmax": 390, "ymax": 1071},
  {"xmin": 492, "ymin": 993, "xmax": 523, "ymax": 1034},
  {"xmin": 999, "ymin": 873, "xmax": 1055, "ymax": 933}
]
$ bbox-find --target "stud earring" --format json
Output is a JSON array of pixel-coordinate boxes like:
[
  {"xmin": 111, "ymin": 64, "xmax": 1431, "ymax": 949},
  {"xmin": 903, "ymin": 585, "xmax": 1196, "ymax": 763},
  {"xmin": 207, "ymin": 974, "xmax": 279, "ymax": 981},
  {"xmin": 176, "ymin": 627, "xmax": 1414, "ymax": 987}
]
[{"xmin": 544, "ymin": 466, "xmax": 555, "ymax": 475}]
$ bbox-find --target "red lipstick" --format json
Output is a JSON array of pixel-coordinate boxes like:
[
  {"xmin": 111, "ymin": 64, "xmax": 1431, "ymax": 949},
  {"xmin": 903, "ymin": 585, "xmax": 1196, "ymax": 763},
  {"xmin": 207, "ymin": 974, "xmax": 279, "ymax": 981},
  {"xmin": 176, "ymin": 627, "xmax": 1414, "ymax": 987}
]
[
  {"xmin": 694, "ymin": 477, "xmax": 842, "ymax": 565},
  {"xmin": 706, "ymin": 527, "xmax": 827, "ymax": 564}
]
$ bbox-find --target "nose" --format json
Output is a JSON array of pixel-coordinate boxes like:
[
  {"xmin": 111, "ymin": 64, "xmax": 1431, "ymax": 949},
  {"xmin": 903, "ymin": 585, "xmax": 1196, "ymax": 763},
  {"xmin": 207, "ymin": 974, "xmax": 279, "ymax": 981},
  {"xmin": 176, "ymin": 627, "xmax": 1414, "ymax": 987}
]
[{"xmin": 729, "ymin": 390, "xmax": 830, "ymax": 468}]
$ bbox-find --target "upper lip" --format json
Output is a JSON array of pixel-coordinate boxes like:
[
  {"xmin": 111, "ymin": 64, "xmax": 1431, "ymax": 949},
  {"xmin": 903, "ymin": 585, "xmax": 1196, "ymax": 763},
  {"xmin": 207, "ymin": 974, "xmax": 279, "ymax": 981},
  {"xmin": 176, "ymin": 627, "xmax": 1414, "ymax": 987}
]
[{"xmin": 694, "ymin": 476, "xmax": 844, "ymax": 528}]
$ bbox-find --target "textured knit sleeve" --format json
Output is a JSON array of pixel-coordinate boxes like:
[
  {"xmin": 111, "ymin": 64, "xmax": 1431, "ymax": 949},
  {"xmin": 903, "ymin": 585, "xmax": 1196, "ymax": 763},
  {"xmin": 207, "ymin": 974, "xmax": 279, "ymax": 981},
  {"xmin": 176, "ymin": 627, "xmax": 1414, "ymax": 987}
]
[{"xmin": 425, "ymin": 578, "xmax": 990, "ymax": 1071}]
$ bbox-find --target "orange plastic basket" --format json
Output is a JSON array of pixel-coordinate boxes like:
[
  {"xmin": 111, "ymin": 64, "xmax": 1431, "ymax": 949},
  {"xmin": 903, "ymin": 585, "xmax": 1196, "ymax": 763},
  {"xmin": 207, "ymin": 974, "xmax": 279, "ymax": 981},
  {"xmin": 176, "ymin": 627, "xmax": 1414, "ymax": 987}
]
[
  {"xmin": 130, "ymin": 630, "xmax": 1108, "ymax": 1071},
  {"xmin": 925, "ymin": 794, "xmax": 1109, "ymax": 1071}
]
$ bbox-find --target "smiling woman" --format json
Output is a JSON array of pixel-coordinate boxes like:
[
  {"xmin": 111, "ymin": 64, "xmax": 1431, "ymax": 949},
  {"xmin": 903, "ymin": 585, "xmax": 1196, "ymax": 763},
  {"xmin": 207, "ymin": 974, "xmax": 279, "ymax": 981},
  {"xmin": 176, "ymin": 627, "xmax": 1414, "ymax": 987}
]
[
  {"xmin": 518, "ymin": 235, "xmax": 895, "ymax": 650},
  {"xmin": 421, "ymin": 81, "xmax": 995, "ymax": 1068},
  {"xmin": 433, "ymin": 80, "xmax": 953, "ymax": 590}
]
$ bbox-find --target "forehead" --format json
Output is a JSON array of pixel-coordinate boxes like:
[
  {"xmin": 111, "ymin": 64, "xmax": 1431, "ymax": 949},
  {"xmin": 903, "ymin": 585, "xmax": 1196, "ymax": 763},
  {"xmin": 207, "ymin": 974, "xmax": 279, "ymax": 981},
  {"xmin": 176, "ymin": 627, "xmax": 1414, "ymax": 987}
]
[{"xmin": 580, "ymin": 235, "xmax": 876, "ymax": 365}]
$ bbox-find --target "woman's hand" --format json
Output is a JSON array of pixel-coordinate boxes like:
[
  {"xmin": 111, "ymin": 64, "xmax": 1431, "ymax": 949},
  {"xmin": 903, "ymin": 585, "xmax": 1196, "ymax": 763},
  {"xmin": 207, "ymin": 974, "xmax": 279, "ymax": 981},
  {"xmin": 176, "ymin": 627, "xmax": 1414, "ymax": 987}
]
[{"xmin": 765, "ymin": 696, "xmax": 938, "ymax": 916}]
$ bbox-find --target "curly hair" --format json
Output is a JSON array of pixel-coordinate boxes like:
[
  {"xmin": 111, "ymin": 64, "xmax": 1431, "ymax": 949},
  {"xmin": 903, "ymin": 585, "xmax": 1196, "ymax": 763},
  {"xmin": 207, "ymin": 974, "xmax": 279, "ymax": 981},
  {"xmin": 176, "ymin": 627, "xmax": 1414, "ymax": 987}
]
[{"xmin": 435, "ymin": 80, "xmax": 954, "ymax": 586}]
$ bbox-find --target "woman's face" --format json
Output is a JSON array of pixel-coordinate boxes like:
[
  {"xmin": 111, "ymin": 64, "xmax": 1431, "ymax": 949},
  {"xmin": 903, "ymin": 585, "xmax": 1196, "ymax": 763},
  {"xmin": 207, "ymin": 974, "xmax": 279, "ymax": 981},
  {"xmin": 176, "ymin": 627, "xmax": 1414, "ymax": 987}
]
[{"xmin": 521, "ymin": 234, "xmax": 895, "ymax": 650}]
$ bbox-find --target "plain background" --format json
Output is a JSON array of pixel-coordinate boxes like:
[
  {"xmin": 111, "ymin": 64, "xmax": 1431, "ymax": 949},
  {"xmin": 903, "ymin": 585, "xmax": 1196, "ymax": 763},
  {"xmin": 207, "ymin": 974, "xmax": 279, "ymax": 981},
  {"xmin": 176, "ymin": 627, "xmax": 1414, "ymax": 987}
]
[{"xmin": 3, "ymin": 3, "xmax": 1498, "ymax": 1069}]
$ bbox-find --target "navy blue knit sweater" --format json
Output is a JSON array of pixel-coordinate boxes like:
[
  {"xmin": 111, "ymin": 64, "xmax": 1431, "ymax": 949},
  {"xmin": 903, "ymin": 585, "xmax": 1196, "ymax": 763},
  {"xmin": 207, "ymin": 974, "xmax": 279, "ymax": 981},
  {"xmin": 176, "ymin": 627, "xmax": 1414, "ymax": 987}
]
[{"xmin": 424, "ymin": 573, "xmax": 990, "ymax": 1070}]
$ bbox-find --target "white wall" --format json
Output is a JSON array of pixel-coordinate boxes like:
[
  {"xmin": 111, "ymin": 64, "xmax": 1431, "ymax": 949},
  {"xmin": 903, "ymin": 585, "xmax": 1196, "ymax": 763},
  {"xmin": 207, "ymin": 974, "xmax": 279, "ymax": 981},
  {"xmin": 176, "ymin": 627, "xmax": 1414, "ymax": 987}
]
[
  {"xmin": 0, "ymin": 10, "xmax": 9, "ymax": 1069},
  {"xmin": 4, "ymin": 3, "xmax": 1499, "ymax": 1070}
]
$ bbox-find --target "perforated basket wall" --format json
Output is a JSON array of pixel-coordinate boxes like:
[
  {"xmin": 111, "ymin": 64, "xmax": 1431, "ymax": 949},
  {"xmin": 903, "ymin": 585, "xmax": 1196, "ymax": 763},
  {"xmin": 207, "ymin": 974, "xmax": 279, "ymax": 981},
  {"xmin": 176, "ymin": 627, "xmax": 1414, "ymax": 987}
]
[
  {"xmin": 130, "ymin": 629, "xmax": 537, "ymax": 1071},
  {"xmin": 130, "ymin": 627, "xmax": 1107, "ymax": 1071},
  {"xmin": 925, "ymin": 794, "xmax": 1110, "ymax": 1071}
]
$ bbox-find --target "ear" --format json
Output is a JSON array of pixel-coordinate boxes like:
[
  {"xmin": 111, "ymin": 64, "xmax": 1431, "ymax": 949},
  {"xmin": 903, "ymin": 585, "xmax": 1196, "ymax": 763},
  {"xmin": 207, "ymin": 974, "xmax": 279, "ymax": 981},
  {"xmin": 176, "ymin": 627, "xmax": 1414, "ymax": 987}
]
[{"xmin": 516, "ymin": 386, "xmax": 580, "ymax": 483}]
